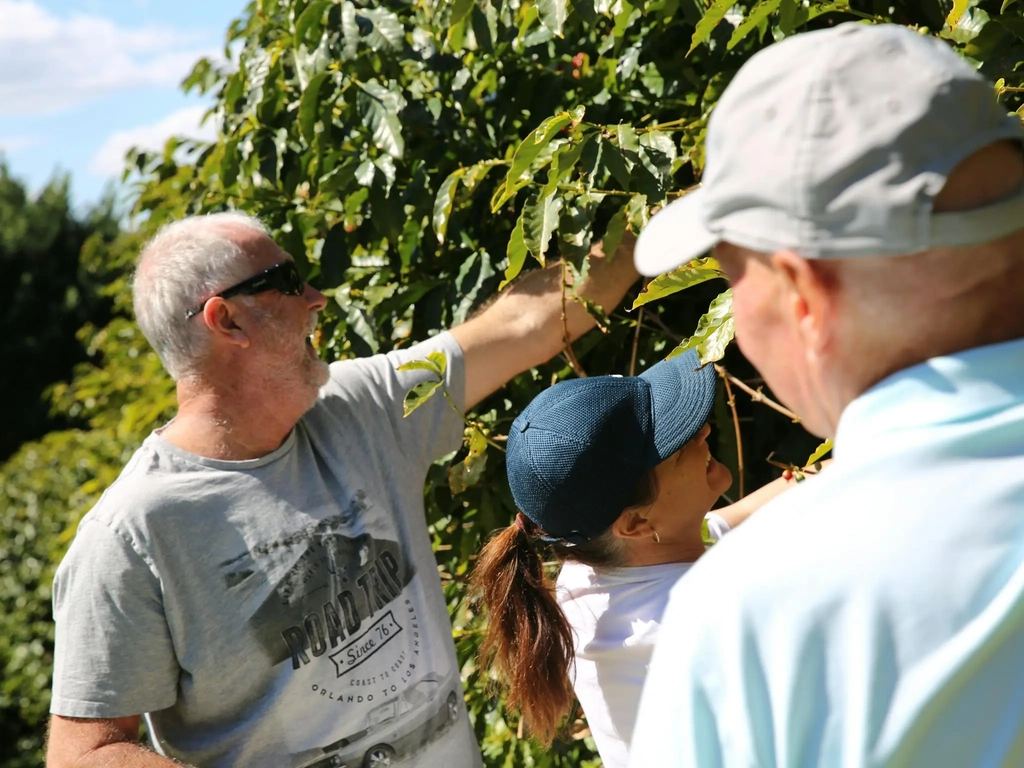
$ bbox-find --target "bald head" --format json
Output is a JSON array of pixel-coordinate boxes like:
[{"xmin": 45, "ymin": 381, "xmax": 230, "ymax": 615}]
[{"xmin": 133, "ymin": 212, "xmax": 270, "ymax": 381}]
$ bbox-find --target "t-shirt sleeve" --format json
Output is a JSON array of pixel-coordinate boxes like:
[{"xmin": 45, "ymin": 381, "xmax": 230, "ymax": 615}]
[
  {"xmin": 323, "ymin": 331, "xmax": 467, "ymax": 473},
  {"xmin": 51, "ymin": 519, "xmax": 179, "ymax": 719}
]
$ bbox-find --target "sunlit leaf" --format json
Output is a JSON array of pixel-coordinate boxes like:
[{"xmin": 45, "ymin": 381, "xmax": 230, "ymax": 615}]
[
  {"xmin": 357, "ymin": 81, "xmax": 406, "ymax": 158},
  {"xmin": 397, "ymin": 359, "xmax": 444, "ymax": 375},
  {"xmin": 947, "ymin": 0, "xmax": 969, "ymax": 29},
  {"xmin": 632, "ymin": 258, "xmax": 722, "ymax": 309},
  {"xmin": 360, "ymin": 7, "xmax": 405, "ymax": 50},
  {"xmin": 523, "ymin": 193, "xmax": 563, "ymax": 266},
  {"xmin": 602, "ymin": 203, "xmax": 629, "ymax": 265},
  {"xmin": 728, "ymin": 0, "xmax": 781, "ymax": 49},
  {"xmin": 403, "ymin": 379, "xmax": 443, "ymax": 417},
  {"xmin": 806, "ymin": 439, "xmax": 833, "ymax": 466},
  {"xmin": 295, "ymin": 0, "xmax": 331, "ymax": 44},
  {"xmin": 668, "ymin": 288, "xmax": 734, "ymax": 364},
  {"xmin": 492, "ymin": 107, "xmax": 585, "ymax": 210},
  {"xmin": 427, "ymin": 351, "xmax": 448, "ymax": 376},
  {"xmin": 500, "ymin": 208, "xmax": 529, "ymax": 289},
  {"xmin": 433, "ymin": 167, "xmax": 465, "ymax": 244},
  {"xmin": 537, "ymin": 0, "xmax": 568, "ymax": 36},
  {"xmin": 689, "ymin": 0, "xmax": 739, "ymax": 54},
  {"xmin": 448, "ymin": 428, "xmax": 489, "ymax": 494},
  {"xmin": 298, "ymin": 72, "xmax": 331, "ymax": 145}
]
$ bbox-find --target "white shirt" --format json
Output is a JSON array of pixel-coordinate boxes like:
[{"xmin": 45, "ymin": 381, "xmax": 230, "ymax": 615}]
[
  {"xmin": 555, "ymin": 513, "xmax": 731, "ymax": 768},
  {"xmin": 631, "ymin": 338, "xmax": 1024, "ymax": 768}
]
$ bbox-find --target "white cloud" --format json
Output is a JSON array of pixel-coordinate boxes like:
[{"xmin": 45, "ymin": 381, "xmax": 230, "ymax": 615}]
[
  {"xmin": 89, "ymin": 105, "xmax": 219, "ymax": 177},
  {"xmin": 0, "ymin": 134, "xmax": 43, "ymax": 154},
  {"xmin": 0, "ymin": 0, "xmax": 219, "ymax": 116}
]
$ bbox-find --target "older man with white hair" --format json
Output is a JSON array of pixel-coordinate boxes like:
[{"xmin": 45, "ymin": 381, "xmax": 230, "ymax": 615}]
[
  {"xmin": 629, "ymin": 22, "xmax": 1024, "ymax": 768},
  {"xmin": 45, "ymin": 212, "xmax": 639, "ymax": 768}
]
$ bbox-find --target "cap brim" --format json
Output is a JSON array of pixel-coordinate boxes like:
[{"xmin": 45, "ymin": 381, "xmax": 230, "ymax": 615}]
[
  {"xmin": 634, "ymin": 189, "xmax": 718, "ymax": 276},
  {"xmin": 638, "ymin": 348, "xmax": 717, "ymax": 461}
]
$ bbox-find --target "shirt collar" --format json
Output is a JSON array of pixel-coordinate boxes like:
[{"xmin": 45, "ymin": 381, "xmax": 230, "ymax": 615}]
[{"xmin": 834, "ymin": 337, "xmax": 1024, "ymax": 459}]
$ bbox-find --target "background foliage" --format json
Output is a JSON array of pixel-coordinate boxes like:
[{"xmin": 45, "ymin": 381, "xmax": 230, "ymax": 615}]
[{"xmin": 3, "ymin": 0, "xmax": 1024, "ymax": 764}]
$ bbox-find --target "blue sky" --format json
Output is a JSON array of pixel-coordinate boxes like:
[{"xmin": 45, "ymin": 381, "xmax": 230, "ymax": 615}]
[{"xmin": 0, "ymin": 0, "xmax": 247, "ymax": 209}]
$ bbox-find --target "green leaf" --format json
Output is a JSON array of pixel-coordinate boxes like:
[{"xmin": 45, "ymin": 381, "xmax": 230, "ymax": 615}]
[
  {"xmin": 426, "ymin": 351, "xmax": 448, "ymax": 376},
  {"xmin": 1002, "ymin": 0, "xmax": 1019, "ymax": 13},
  {"xmin": 523, "ymin": 193, "xmax": 563, "ymax": 266},
  {"xmin": 433, "ymin": 168, "xmax": 466, "ymax": 244},
  {"xmin": 360, "ymin": 8, "xmax": 405, "ymax": 51},
  {"xmin": 295, "ymin": 0, "xmax": 331, "ymax": 45},
  {"xmin": 449, "ymin": 0, "xmax": 476, "ymax": 27},
  {"xmin": 397, "ymin": 359, "xmax": 444, "ymax": 375},
  {"xmin": 701, "ymin": 516, "xmax": 715, "ymax": 546},
  {"xmin": 492, "ymin": 107, "xmax": 585, "ymax": 210},
  {"xmin": 575, "ymin": 295, "xmax": 612, "ymax": 333},
  {"xmin": 602, "ymin": 203, "xmax": 629, "ymax": 264},
  {"xmin": 946, "ymin": 0, "xmax": 969, "ymax": 29},
  {"xmin": 298, "ymin": 72, "xmax": 331, "ymax": 146},
  {"xmin": 355, "ymin": 158, "xmax": 376, "ymax": 186},
  {"xmin": 357, "ymin": 81, "xmax": 406, "ymax": 158},
  {"xmin": 626, "ymin": 193, "xmax": 650, "ymax": 233},
  {"xmin": 374, "ymin": 155, "xmax": 397, "ymax": 195},
  {"xmin": 728, "ymin": 0, "xmax": 781, "ymax": 49},
  {"xmin": 540, "ymin": 133, "xmax": 593, "ymax": 197},
  {"xmin": 538, "ymin": 0, "xmax": 568, "ymax": 37},
  {"xmin": 806, "ymin": 439, "xmax": 833, "ymax": 466},
  {"xmin": 403, "ymin": 379, "xmax": 443, "ymax": 417},
  {"xmin": 500, "ymin": 208, "xmax": 529, "ymax": 289},
  {"xmin": 689, "ymin": 0, "xmax": 739, "ymax": 54},
  {"xmin": 668, "ymin": 288, "xmax": 735, "ymax": 364},
  {"xmin": 616, "ymin": 123, "xmax": 640, "ymax": 154},
  {"xmin": 340, "ymin": 1, "xmax": 359, "ymax": 59},
  {"xmin": 448, "ymin": 428, "xmax": 489, "ymax": 494},
  {"xmin": 631, "ymin": 258, "xmax": 723, "ymax": 309}
]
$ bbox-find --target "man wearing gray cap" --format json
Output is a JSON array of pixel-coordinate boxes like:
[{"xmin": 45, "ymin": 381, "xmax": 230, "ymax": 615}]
[{"xmin": 629, "ymin": 22, "xmax": 1024, "ymax": 767}]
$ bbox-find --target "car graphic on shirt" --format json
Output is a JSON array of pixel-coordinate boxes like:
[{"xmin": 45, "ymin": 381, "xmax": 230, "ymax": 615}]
[{"xmin": 295, "ymin": 672, "xmax": 462, "ymax": 768}]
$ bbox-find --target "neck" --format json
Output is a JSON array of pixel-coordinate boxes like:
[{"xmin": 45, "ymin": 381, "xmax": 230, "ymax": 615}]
[
  {"xmin": 161, "ymin": 373, "xmax": 308, "ymax": 461},
  {"xmin": 620, "ymin": 535, "xmax": 706, "ymax": 567}
]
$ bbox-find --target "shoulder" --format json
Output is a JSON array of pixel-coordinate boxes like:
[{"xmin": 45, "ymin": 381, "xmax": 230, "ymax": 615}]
[{"xmin": 315, "ymin": 332, "xmax": 464, "ymax": 414}]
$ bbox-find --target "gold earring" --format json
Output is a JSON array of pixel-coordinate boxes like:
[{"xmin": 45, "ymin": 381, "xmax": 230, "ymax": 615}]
[{"xmin": 652, "ymin": 530, "xmax": 661, "ymax": 544}]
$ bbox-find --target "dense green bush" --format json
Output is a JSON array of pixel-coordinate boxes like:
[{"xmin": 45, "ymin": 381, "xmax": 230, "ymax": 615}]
[
  {"xmin": 0, "ymin": 167, "xmax": 119, "ymax": 462},
  {"xmin": 3, "ymin": 0, "xmax": 1023, "ymax": 764}
]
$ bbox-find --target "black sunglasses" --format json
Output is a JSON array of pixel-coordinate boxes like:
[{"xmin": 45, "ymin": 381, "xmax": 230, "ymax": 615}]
[{"xmin": 184, "ymin": 261, "xmax": 305, "ymax": 320}]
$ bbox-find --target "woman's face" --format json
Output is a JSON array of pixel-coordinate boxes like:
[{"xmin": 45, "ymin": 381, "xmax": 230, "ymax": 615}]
[{"xmin": 644, "ymin": 424, "xmax": 733, "ymax": 542}]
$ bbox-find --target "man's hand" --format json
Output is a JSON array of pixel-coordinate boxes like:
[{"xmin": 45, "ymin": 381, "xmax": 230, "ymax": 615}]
[
  {"xmin": 46, "ymin": 715, "xmax": 189, "ymax": 768},
  {"xmin": 451, "ymin": 232, "xmax": 639, "ymax": 409}
]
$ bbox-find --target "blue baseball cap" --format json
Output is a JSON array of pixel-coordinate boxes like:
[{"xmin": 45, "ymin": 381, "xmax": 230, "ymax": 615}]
[{"xmin": 506, "ymin": 349, "xmax": 716, "ymax": 545}]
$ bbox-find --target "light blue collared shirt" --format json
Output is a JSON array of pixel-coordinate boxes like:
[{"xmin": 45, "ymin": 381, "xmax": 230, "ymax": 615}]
[{"xmin": 630, "ymin": 338, "xmax": 1024, "ymax": 768}]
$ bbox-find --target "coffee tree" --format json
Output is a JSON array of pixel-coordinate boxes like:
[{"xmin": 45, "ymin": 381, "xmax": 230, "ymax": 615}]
[{"xmin": 3, "ymin": 0, "xmax": 1024, "ymax": 764}]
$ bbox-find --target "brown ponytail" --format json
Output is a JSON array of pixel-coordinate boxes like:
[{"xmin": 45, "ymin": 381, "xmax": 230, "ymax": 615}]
[{"xmin": 471, "ymin": 517, "xmax": 627, "ymax": 744}]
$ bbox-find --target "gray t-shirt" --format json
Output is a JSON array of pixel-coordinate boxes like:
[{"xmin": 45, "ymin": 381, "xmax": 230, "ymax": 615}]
[{"xmin": 51, "ymin": 332, "xmax": 482, "ymax": 768}]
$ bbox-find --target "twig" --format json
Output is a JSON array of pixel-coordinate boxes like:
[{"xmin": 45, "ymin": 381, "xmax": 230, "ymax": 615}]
[
  {"xmin": 714, "ymin": 365, "xmax": 800, "ymax": 422},
  {"xmin": 438, "ymin": 380, "xmax": 507, "ymax": 452},
  {"xmin": 718, "ymin": 369, "xmax": 745, "ymax": 499},
  {"xmin": 629, "ymin": 307, "xmax": 644, "ymax": 376},
  {"xmin": 560, "ymin": 261, "xmax": 587, "ymax": 377}
]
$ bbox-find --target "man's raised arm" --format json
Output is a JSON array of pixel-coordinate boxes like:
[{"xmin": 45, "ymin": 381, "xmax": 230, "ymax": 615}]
[{"xmin": 450, "ymin": 233, "xmax": 640, "ymax": 410}]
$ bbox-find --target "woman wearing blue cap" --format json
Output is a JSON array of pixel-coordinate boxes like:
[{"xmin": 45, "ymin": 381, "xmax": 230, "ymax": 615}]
[{"xmin": 472, "ymin": 349, "xmax": 816, "ymax": 766}]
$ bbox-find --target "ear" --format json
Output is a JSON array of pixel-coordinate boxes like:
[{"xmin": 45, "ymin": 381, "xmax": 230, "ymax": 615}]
[
  {"xmin": 770, "ymin": 250, "xmax": 836, "ymax": 354},
  {"xmin": 611, "ymin": 508, "xmax": 655, "ymax": 541},
  {"xmin": 202, "ymin": 298, "xmax": 251, "ymax": 349}
]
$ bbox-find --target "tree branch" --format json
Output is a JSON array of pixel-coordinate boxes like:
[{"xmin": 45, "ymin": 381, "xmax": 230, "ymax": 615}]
[
  {"xmin": 718, "ymin": 369, "xmax": 745, "ymax": 498},
  {"xmin": 714, "ymin": 365, "xmax": 800, "ymax": 422},
  {"xmin": 561, "ymin": 260, "xmax": 587, "ymax": 377}
]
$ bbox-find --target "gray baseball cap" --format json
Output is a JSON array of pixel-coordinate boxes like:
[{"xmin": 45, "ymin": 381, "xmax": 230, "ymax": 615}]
[{"xmin": 635, "ymin": 23, "xmax": 1024, "ymax": 276}]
